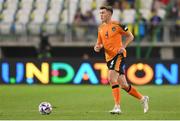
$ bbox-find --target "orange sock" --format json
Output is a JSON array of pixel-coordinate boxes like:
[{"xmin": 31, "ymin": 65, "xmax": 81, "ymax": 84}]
[
  {"xmin": 128, "ymin": 86, "xmax": 143, "ymax": 100},
  {"xmin": 112, "ymin": 85, "xmax": 120, "ymax": 105}
]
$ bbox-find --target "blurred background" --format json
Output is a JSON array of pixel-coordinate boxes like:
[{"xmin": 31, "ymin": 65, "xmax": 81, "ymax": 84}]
[
  {"xmin": 0, "ymin": 0, "xmax": 180, "ymax": 85},
  {"xmin": 0, "ymin": 1, "xmax": 180, "ymax": 119},
  {"xmin": 0, "ymin": 0, "xmax": 179, "ymax": 59}
]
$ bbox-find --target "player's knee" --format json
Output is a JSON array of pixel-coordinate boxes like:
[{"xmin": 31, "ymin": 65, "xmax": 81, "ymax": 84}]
[
  {"xmin": 121, "ymin": 84, "xmax": 131, "ymax": 92},
  {"xmin": 109, "ymin": 80, "xmax": 118, "ymax": 86},
  {"xmin": 120, "ymin": 81, "xmax": 128, "ymax": 88},
  {"xmin": 108, "ymin": 77, "xmax": 117, "ymax": 85}
]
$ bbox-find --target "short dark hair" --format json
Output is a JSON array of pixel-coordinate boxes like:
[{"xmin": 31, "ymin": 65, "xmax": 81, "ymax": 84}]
[{"xmin": 100, "ymin": 5, "xmax": 113, "ymax": 14}]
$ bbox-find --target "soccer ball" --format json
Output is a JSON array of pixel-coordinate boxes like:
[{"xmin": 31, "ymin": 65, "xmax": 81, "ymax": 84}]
[{"xmin": 38, "ymin": 102, "xmax": 52, "ymax": 115}]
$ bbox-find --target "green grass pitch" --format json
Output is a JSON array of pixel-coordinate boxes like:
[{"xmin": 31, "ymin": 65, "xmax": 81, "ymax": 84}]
[{"xmin": 0, "ymin": 85, "xmax": 180, "ymax": 120}]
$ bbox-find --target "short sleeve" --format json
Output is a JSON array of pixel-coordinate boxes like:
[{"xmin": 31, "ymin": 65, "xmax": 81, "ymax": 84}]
[{"xmin": 118, "ymin": 24, "xmax": 129, "ymax": 36}]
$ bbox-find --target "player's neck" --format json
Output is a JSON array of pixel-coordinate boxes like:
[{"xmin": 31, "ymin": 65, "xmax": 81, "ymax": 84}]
[
  {"xmin": 103, "ymin": 18, "xmax": 111, "ymax": 24},
  {"xmin": 104, "ymin": 18, "xmax": 111, "ymax": 24}
]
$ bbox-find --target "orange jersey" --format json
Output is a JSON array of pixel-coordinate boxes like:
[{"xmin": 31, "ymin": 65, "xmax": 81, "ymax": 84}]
[{"xmin": 97, "ymin": 21, "xmax": 129, "ymax": 62}]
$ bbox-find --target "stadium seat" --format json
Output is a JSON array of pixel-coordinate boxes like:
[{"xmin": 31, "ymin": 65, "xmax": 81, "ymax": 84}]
[
  {"xmin": 60, "ymin": 9, "xmax": 68, "ymax": 24},
  {"xmin": 0, "ymin": 0, "xmax": 4, "ymax": 4},
  {"xmin": 1, "ymin": 10, "xmax": 15, "ymax": 23},
  {"xmin": 28, "ymin": 12, "xmax": 44, "ymax": 34},
  {"xmin": 46, "ymin": 10, "xmax": 60, "ymax": 24},
  {"xmin": 0, "ymin": 22, "xmax": 12, "ymax": 34},
  {"xmin": 96, "ymin": 0, "xmax": 106, "ymax": 8},
  {"xmin": 6, "ymin": 0, "xmax": 18, "ymax": 10},
  {"xmin": 157, "ymin": 8, "xmax": 166, "ymax": 19},
  {"xmin": 112, "ymin": 9, "xmax": 121, "ymax": 21},
  {"xmin": 16, "ymin": 9, "xmax": 31, "ymax": 24},
  {"xmin": 68, "ymin": 0, "xmax": 79, "ymax": 24},
  {"xmin": 20, "ymin": 0, "xmax": 34, "ymax": 10},
  {"xmin": 35, "ymin": 0, "xmax": 48, "ymax": 11},
  {"xmin": 30, "ymin": 10, "xmax": 46, "ymax": 24},
  {"xmin": 80, "ymin": 0, "xmax": 93, "ymax": 15},
  {"xmin": 140, "ymin": 0, "xmax": 153, "ymax": 9},
  {"xmin": 44, "ymin": 24, "xmax": 57, "ymax": 35},
  {"xmin": 50, "ymin": 0, "xmax": 63, "ymax": 5},
  {"xmin": 46, "ymin": 0, "xmax": 64, "ymax": 23},
  {"xmin": 3, "ymin": 0, "xmax": 18, "ymax": 24},
  {"xmin": 28, "ymin": 23, "xmax": 42, "ymax": 35},
  {"xmin": 121, "ymin": 9, "xmax": 136, "ymax": 24},
  {"xmin": 49, "ymin": 0, "xmax": 64, "ymax": 11},
  {"xmin": 140, "ymin": 9, "xmax": 151, "ymax": 20},
  {"xmin": 14, "ymin": 23, "xmax": 26, "ymax": 35},
  {"xmin": 0, "ymin": 0, "xmax": 4, "ymax": 11}
]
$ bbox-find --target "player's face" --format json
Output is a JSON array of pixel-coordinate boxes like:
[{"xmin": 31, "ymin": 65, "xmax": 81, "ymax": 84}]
[{"xmin": 99, "ymin": 9, "xmax": 111, "ymax": 23}]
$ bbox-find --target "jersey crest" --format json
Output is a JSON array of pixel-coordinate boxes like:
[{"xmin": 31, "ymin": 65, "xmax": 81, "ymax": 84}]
[{"xmin": 112, "ymin": 27, "xmax": 116, "ymax": 32}]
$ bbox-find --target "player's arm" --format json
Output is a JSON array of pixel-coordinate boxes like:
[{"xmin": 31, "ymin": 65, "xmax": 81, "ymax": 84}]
[
  {"xmin": 118, "ymin": 24, "xmax": 134, "ymax": 54},
  {"xmin": 122, "ymin": 31, "xmax": 134, "ymax": 48},
  {"xmin": 94, "ymin": 30, "xmax": 103, "ymax": 52}
]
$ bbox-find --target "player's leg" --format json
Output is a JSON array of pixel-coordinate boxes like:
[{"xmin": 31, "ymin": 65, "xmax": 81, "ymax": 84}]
[
  {"xmin": 118, "ymin": 75, "xmax": 149, "ymax": 113},
  {"xmin": 118, "ymin": 75, "xmax": 143, "ymax": 99},
  {"xmin": 108, "ymin": 70, "xmax": 121, "ymax": 114}
]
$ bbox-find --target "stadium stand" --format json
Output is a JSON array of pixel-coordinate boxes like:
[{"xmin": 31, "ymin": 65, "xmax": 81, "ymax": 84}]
[{"xmin": 0, "ymin": 0, "xmax": 179, "ymax": 59}]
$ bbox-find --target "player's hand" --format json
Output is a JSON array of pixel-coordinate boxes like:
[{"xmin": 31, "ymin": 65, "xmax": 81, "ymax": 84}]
[
  {"xmin": 94, "ymin": 44, "xmax": 103, "ymax": 52},
  {"xmin": 118, "ymin": 47, "xmax": 125, "ymax": 55}
]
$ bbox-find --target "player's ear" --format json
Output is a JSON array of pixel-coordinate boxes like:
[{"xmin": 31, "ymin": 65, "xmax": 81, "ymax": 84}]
[{"xmin": 109, "ymin": 11, "xmax": 113, "ymax": 16}]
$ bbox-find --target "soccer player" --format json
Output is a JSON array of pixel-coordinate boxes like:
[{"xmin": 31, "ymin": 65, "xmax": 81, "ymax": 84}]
[{"xmin": 94, "ymin": 6, "xmax": 149, "ymax": 114}]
